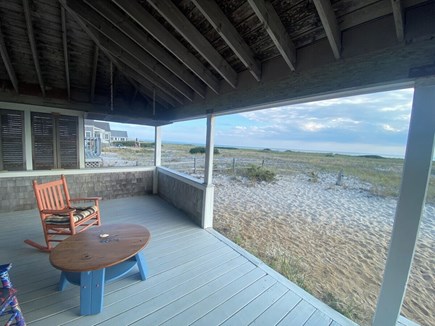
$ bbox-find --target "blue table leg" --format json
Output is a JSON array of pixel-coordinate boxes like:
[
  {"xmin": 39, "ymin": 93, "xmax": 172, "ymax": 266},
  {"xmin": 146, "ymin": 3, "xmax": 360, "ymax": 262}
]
[
  {"xmin": 135, "ymin": 252, "xmax": 148, "ymax": 281},
  {"xmin": 80, "ymin": 269, "xmax": 105, "ymax": 315},
  {"xmin": 58, "ymin": 272, "xmax": 68, "ymax": 291}
]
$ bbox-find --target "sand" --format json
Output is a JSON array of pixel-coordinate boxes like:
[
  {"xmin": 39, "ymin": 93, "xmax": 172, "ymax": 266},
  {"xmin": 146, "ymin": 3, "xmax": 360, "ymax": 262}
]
[{"xmin": 213, "ymin": 173, "xmax": 435, "ymax": 326}]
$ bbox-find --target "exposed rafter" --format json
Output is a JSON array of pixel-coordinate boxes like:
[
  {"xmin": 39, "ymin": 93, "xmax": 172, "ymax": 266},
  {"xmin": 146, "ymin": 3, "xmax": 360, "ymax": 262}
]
[
  {"xmin": 247, "ymin": 0, "xmax": 296, "ymax": 71},
  {"xmin": 113, "ymin": 0, "xmax": 220, "ymax": 94},
  {"xmin": 71, "ymin": 0, "xmax": 194, "ymax": 102},
  {"xmin": 59, "ymin": 0, "xmax": 175, "ymax": 109},
  {"xmin": 61, "ymin": 7, "xmax": 71, "ymax": 100},
  {"xmin": 391, "ymin": 0, "xmax": 404, "ymax": 42},
  {"xmin": 87, "ymin": 0, "xmax": 206, "ymax": 99},
  {"xmin": 192, "ymin": 0, "xmax": 261, "ymax": 82},
  {"xmin": 313, "ymin": 0, "xmax": 341, "ymax": 59},
  {"xmin": 0, "ymin": 19, "xmax": 19, "ymax": 93},
  {"xmin": 90, "ymin": 44, "xmax": 99, "ymax": 102},
  {"xmin": 22, "ymin": 0, "xmax": 45, "ymax": 97},
  {"xmin": 64, "ymin": 0, "xmax": 185, "ymax": 105},
  {"xmin": 146, "ymin": 0, "xmax": 238, "ymax": 88}
]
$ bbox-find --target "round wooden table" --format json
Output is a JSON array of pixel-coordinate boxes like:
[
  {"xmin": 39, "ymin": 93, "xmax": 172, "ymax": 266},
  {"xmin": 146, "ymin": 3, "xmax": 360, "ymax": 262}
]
[{"xmin": 49, "ymin": 223, "xmax": 151, "ymax": 315}]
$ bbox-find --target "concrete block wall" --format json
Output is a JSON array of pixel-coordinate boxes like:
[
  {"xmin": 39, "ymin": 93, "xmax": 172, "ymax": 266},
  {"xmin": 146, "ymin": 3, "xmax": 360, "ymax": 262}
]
[
  {"xmin": 0, "ymin": 170, "xmax": 153, "ymax": 212},
  {"xmin": 158, "ymin": 172, "xmax": 203, "ymax": 227}
]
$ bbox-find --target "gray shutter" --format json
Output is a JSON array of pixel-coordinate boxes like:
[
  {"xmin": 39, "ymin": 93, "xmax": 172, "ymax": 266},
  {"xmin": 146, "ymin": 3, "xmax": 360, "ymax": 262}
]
[
  {"xmin": 58, "ymin": 115, "xmax": 78, "ymax": 169},
  {"xmin": 32, "ymin": 112, "xmax": 55, "ymax": 170},
  {"xmin": 0, "ymin": 110, "xmax": 24, "ymax": 171}
]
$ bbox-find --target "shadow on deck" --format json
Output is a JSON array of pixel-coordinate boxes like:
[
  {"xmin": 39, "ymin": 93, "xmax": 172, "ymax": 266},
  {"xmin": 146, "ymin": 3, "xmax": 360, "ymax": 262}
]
[{"xmin": 0, "ymin": 195, "xmax": 392, "ymax": 325}]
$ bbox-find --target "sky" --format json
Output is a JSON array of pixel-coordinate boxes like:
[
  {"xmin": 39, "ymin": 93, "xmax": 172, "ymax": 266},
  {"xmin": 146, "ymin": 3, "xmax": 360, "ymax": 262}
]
[{"xmin": 109, "ymin": 88, "xmax": 415, "ymax": 158}]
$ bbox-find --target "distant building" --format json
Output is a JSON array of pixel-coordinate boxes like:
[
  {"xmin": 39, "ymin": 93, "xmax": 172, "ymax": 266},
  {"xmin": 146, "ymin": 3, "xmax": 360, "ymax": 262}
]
[
  {"xmin": 111, "ymin": 130, "xmax": 128, "ymax": 142},
  {"xmin": 84, "ymin": 119, "xmax": 128, "ymax": 144}
]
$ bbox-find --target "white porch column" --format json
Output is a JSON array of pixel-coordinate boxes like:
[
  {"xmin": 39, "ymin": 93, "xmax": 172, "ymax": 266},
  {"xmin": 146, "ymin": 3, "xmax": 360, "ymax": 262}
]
[
  {"xmin": 24, "ymin": 110, "xmax": 33, "ymax": 170},
  {"xmin": 202, "ymin": 114, "xmax": 215, "ymax": 228},
  {"xmin": 153, "ymin": 126, "xmax": 162, "ymax": 194},
  {"xmin": 78, "ymin": 116, "xmax": 85, "ymax": 169},
  {"xmin": 373, "ymin": 82, "xmax": 435, "ymax": 325}
]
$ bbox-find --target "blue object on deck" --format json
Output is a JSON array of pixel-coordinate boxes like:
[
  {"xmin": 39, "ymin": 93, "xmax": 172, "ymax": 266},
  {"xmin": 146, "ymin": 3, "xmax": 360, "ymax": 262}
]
[
  {"xmin": 0, "ymin": 263, "xmax": 26, "ymax": 325},
  {"xmin": 58, "ymin": 252, "xmax": 148, "ymax": 315}
]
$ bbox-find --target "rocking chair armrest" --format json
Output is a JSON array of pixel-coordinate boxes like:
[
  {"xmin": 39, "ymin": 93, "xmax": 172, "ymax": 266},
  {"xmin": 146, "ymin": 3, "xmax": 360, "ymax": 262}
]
[
  {"xmin": 70, "ymin": 197, "xmax": 101, "ymax": 202},
  {"xmin": 41, "ymin": 208, "xmax": 76, "ymax": 215}
]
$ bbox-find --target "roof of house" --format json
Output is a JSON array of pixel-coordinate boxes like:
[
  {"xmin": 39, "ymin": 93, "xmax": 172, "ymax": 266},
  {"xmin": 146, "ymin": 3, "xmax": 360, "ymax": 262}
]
[
  {"xmin": 111, "ymin": 130, "xmax": 128, "ymax": 138},
  {"xmin": 85, "ymin": 119, "xmax": 111, "ymax": 131},
  {"xmin": 0, "ymin": 0, "xmax": 434, "ymax": 125}
]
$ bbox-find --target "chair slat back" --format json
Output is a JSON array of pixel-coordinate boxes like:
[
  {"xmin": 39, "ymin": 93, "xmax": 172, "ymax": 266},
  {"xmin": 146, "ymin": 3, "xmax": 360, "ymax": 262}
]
[{"xmin": 33, "ymin": 178, "xmax": 69, "ymax": 211}]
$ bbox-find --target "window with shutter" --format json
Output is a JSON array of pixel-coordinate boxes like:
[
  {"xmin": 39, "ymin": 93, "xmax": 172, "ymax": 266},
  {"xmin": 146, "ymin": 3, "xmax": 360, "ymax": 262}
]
[
  {"xmin": 32, "ymin": 113, "xmax": 79, "ymax": 170},
  {"xmin": 0, "ymin": 110, "xmax": 25, "ymax": 171}
]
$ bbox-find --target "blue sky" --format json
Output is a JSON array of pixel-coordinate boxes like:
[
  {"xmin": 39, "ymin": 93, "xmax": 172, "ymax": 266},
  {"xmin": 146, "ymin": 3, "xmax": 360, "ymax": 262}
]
[{"xmin": 109, "ymin": 88, "xmax": 414, "ymax": 157}]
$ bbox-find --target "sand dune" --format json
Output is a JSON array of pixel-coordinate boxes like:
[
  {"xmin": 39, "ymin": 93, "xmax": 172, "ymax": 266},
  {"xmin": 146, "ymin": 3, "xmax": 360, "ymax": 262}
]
[{"xmin": 213, "ymin": 173, "xmax": 435, "ymax": 326}]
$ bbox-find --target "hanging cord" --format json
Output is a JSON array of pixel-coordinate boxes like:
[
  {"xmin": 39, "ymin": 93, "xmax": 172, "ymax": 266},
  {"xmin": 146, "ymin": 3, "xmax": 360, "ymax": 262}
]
[{"xmin": 110, "ymin": 61, "xmax": 114, "ymax": 111}]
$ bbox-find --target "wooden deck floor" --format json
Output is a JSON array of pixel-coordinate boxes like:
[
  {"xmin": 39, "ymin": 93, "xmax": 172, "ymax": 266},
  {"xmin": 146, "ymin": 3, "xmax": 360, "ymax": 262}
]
[{"xmin": 0, "ymin": 196, "xmax": 366, "ymax": 325}]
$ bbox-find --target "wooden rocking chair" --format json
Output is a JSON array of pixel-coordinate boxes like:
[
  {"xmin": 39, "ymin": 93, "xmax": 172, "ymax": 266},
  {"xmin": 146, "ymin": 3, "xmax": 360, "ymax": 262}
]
[{"xmin": 24, "ymin": 175, "xmax": 102, "ymax": 252}]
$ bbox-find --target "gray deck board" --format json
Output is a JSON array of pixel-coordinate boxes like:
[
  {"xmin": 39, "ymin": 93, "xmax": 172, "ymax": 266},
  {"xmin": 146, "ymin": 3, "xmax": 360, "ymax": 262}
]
[{"xmin": 1, "ymin": 195, "xmax": 365, "ymax": 326}]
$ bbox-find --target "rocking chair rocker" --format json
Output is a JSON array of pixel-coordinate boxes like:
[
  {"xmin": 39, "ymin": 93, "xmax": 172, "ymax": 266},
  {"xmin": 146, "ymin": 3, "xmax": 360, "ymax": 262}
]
[{"xmin": 24, "ymin": 175, "xmax": 102, "ymax": 252}]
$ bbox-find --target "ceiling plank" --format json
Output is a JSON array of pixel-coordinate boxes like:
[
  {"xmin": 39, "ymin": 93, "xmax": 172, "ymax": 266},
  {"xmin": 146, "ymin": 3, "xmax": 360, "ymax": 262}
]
[
  {"xmin": 247, "ymin": 0, "xmax": 296, "ymax": 71},
  {"xmin": 0, "ymin": 20, "xmax": 19, "ymax": 93},
  {"xmin": 87, "ymin": 0, "xmax": 206, "ymax": 99},
  {"xmin": 60, "ymin": 0, "xmax": 175, "ymax": 108},
  {"xmin": 64, "ymin": 0, "xmax": 186, "ymax": 105},
  {"xmin": 22, "ymin": 0, "xmax": 45, "ymax": 97},
  {"xmin": 146, "ymin": 0, "xmax": 238, "ymax": 88},
  {"xmin": 61, "ymin": 7, "xmax": 71, "ymax": 100},
  {"xmin": 71, "ymin": 0, "xmax": 194, "ymax": 102},
  {"xmin": 391, "ymin": 0, "xmax": 404, "ymax": 42},
  {"xmin": 192, "ymin": 0, "xmax": 261, "ymax": 82},
  {"xmin": 90, "ymin": 44, "xmax": 99, "ymax": 102},
  {"xmin": 113, "ymin": 0, "xmax": 220, "ymax": 94},
  {"xmin": 313, "ymin": 0, "xmax": 341, "ymax": 59}
]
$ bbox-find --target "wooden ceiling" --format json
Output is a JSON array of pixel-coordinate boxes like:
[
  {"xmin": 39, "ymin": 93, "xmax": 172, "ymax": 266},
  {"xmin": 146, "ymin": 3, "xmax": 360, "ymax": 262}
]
[{"xmin": 0, "ymin": 0, "xmax": 434, "ymax": 125}]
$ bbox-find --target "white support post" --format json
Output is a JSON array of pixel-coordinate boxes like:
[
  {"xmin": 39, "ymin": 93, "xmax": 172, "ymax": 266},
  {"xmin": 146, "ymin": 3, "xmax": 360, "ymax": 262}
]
[
  {"xmin": 373, "ymin": 81, "xmax": 435, "ymax": 325},
  {"xmin": 153, "ymin": 126, "xmax": 162, "ymax": 194},
  {"xmin": 202, "ymin": 114, "xmax": 215, "ymax": 228},
  {"xmin": 78, "ymin": 116, "xmax": 85, "ymax": 169},
  {"xmin": 24, "ymin": 110, "xmax": 33, "ymax": 171}
]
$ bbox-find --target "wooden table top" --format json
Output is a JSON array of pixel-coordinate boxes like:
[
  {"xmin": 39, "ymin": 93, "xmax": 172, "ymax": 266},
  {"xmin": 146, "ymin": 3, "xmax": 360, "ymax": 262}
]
[{"xmin": 49, "ymin": 224, "xmax": 151, "ymax": 272}]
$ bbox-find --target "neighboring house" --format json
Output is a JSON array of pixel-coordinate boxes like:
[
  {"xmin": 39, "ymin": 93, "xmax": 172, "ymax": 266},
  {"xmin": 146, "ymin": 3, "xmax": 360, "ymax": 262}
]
[
  {"xmin": 111, "ymin": 130, "xmax": 128, "ymax": 142},
  {"xmin": 85, "ymin": 119, "xmax": 111, "ymax": 144}
]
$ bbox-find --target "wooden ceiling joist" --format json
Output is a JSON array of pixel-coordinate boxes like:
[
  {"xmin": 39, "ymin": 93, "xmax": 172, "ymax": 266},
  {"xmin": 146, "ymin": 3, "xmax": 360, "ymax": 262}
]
[
  {"xmin": 113, "ymin": 0, "xmax": 220, "ymax": 94},
  {"xmin": 90, "ymin": 44, "xmax": 99, "ymax": 103},
  {"xmin": 146, "ymin": 0, "xmax": 238, "ymax": 88},
  {"xmin": 72, "ymin": 0, "xmax": 194, "ymax": 102},
  {"xmin": 391, "ymin": 0, "xmax": 405, "ymax": 42},
  {"xmin": 61, "ymin": 7, "xmax": 71, "ymax": 100},
  {"xmin": 0, "ymin": 20, "xmax": 19, "ymax": 93},
  {"xmin": 192, "ymin": 0, "xmax": 261, "ymax": 82},
  {"xmin": 87, "ymin": 0, "xmax": 207, "ymax": 99},
  {"xmin": 313, "ymin": 0, "xmax": 341, "ymax": 59},
  {"xmin": 248, "ymin": 0, "xmax": 296, "ymax": 71},
  {"xmin": 60, "ymin": 0, "xmax": 175, "ymax": 109},
  {"xmin": 22, "ymin": 0, "xmax": 45, "ymax": 97}
]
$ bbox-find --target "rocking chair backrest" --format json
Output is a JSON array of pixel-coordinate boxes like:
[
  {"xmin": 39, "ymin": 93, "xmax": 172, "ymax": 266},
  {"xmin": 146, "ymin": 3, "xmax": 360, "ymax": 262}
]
[{"xmin": 33, "ymin": 175, "xmax": 71, "ymax": 211}]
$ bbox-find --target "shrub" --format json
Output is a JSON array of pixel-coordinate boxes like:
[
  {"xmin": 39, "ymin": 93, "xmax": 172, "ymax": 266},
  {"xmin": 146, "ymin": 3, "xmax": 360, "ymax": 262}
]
[
  {"xmin": 112, "ymin": 141, "xmax": 154, "ymax": 148},
  {"xmin": 244, "ymin": 165, "xmax": 276, "ymax": 182},
  {"xmin": 189, "ymin": 147, "xmax": 220, "ymax": 154}
]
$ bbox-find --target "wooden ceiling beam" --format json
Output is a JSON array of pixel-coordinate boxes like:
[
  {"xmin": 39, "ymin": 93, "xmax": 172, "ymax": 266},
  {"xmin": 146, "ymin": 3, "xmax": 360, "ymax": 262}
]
[
  {"xmin": 60, "ymin": 0, "xmax": 175, "ymax": 109},
  {"xmin": 391, "ymin": 0, "xmax": 404, "ymax": 42},
  {"xmin": 112, "ymin": 0, "xmax": 220, "ymax": 94},
  {"xmin": 87, "ymin": 0, "xmax": 206, "ymax": 99},
  {"xmin": 313, "ymin": 0, "xmax": 341, "ymax": 59},
  {"xmin": 72, "ymin": 0, "xmax": 194, "ymax": 102},
  {"xmin": 247, "ymin": 0, "xmax": 296, "ymax": 71},
  {"xmin": 146, "ymin": 0, "xmax": 238, "ymax": 88},
  {"xmin": 22, "ymin": 0, "xmax": 45, "ymax": 97},
  {"xmin": 192, "ymin": 0, "xmax": 261, "ymax": 82},
  {"xmin": 61, "ymin": 7, "xmax": 71, "ymax": 100},
  {"xmin": 90, "ymin": 44, "xmax": 99, "ymax": 103},
  {"xmin": 0, "ymin": 20, "xmax": 19, "ymax": 93}
]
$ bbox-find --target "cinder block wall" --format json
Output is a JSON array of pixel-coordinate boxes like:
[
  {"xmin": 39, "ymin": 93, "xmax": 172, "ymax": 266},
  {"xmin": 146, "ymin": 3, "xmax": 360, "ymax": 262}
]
[{"xmin": 0, "ymin": 171, "xmax": 153, "ymax": 212}]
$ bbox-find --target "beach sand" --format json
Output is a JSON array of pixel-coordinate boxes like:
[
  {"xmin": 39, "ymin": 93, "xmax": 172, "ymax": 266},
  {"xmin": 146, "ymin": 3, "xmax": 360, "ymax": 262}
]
[{"xmin": 213, "ymin": 173, "xmax": 435, "ymax": 325}]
